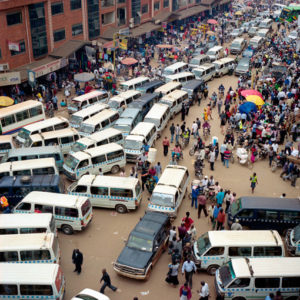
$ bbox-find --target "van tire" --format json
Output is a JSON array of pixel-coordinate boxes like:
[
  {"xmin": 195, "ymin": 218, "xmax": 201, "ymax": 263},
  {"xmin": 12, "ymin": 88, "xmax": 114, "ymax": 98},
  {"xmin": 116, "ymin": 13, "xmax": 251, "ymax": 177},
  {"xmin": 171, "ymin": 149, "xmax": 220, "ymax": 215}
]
[
  {"xmin": 62, "ymin": 225, "xmax": 73, "ymax": 235},
  {"xmin": 207, "ymin": 265, "xmax": 219, "ymax": 275},
  {"xmin": 116, "ymin": 204, "xmax": 127, "ymax": 214},
  {"xmin": 111, "ymin": 165, "xmax": 120, "ymax": 174}
]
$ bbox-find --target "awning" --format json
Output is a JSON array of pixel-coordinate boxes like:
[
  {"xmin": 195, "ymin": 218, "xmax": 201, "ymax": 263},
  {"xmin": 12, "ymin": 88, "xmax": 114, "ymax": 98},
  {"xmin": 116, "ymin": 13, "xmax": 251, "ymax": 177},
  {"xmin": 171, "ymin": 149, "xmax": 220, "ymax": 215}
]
[
  {"xmin": 219, "ymin": 0, "xmax": 231, "ymax": 5},
  {"xmin": 153, "ymin": 11, "xmax": 179, "ymax": 23},
  {"xmin": 50, "ymin": 40, "xmax": 90, "ymax": 58},
  {"xmin": 100, "ymin": 27, "xmax": 120, "ymax": 40},
  {"xmin": 199, "ymin": 0, "xmax": 218, "ymax": 5},
  {"xmin": 178, "ymin": 5, "xmax": 207, "ymax": 20},
  {"xmin": 129, "ymin": 22, "xmax": 162, "ymax": 38}
]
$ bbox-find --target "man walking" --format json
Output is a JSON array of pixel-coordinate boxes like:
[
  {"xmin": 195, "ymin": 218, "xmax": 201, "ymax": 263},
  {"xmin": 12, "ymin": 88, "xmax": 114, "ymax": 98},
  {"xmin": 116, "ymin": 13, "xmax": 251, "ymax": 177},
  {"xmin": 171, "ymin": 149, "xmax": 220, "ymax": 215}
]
[
  {"xmin": 197, "ymin": 193, "xmax": 208, "ymax": 219},
  {"xmin": 100, "ymin": 268, "xmax": 118, "ymax": 294},
  {"xmin": 216, "ymin": 208, "xmax": 226, "ymax": 230},
  {"xmin": 72, "ymin": 249, "xmax": 83, "ymax": 274},
  {"xmin": 198, "ymin": 281, "xmax": 210, "ymax": 300},
  {"xmin": 170, "ymin": 123, "xmax": 175, "ymax": 143},
  {"xmin": 250, "ymin": 172, "xmax": 258, "ymax": 193},
  {"xmin": 181, "ymin": 255, "xmax": 197, "ymax": 289},
  {"xmin": 209, "ymin": 149, "xmax": 216, "ymax": 171},
  {"xmin": 162, "ymin": 136, "xmax": 170, "ymax": 156},
  {"xmin": 175, "ymin": 124, "xmax": 181, "ymax": 144}
]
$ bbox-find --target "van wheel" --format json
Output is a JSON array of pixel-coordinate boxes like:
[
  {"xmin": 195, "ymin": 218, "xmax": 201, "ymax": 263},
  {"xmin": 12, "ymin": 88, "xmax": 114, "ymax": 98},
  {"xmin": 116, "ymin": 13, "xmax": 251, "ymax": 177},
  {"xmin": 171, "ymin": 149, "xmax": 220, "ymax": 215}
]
[
  {"xmin": 207, "ymin": 265, "xmax": 219, "ymax": 275},
  {"xmin": 233, "ymin": 297, "xmax": 246, "ymax": 300},
  {"xmin": 62, "ymin": 225, "xmax": 73, "ymax": 235},
  {"xmin": 111, "ymin": 165, "xmax": 120, "ymax": 174},
  {"xmin": 116, "ymin": 204, "xmax": 127, "ymax": 214}
]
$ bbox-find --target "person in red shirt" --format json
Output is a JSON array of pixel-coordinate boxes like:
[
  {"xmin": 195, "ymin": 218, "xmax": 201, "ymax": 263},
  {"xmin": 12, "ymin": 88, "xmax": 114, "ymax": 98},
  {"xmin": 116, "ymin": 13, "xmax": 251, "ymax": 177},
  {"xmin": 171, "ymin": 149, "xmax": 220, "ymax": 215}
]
[
  {"xmin": 216, "ymin": 208, "xmax": 225, "ymax": 230},
  {"xmin": 182, "ymin": 212, "xmax": 194, "ymax": 231}
]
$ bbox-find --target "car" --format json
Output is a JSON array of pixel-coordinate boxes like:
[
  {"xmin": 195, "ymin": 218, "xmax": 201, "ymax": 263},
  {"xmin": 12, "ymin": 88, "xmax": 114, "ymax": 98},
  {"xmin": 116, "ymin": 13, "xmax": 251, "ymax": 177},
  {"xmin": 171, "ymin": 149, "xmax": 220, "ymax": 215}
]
[
  {"xmin": 248, "ymin": 26, "xmax": 258, "ymax": 37},
  {"xmin": 288, "ymin": 30, "xmax": 298, "ymax": 41},
  {"xmin": 235, "ymin": 57, "xmax": 251, "ymax": 76},
  {"xmin": 242, "ymin": 48, "xmax": 255, "ymax": 58},
  {"xmin": 207, "ymin": 40, "xmax": 218, "ymax": 50},
  {"xmin": 71, "ymin": 289, "xmax": 110, "ymax": 300},
  {"xmin": 230, "ymin": 28, "xmax": 243, "ymax": 38},
  {"xmin": 113, "ymin": 211, "xmax": 170, "ymax": 280},
  {"xmin": 193, "ymin": 44, "xmax": 209, "ymax": 57}
]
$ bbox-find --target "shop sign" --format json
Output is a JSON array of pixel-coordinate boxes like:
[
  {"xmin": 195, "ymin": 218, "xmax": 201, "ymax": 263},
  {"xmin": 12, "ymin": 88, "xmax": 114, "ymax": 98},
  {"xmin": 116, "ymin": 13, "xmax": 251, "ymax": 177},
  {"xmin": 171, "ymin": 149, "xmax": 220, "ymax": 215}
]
[
  {"xmin": 32, "ymin": 58, "xmax": 68, "ymax": 78},
  {"xmin": 28, "ymin": 70, "xmax": 36, "ymax": 88},
  {"xmin": 0, "ymin": 72, "xmax": 21, "ymax": 87},
  {"xmin": 8, "ymin": 42, "xmax": 20, "ymax": 51}
]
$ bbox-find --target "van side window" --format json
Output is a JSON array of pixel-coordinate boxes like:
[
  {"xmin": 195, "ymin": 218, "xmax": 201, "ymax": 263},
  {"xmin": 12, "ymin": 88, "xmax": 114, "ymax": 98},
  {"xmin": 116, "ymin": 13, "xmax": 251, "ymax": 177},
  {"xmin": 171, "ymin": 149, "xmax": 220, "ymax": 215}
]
[
  {"xmin": 107, "ymin": 150, "xmax": 124, "ymax": 161},
  {"xmin": 0, "ymin": 228, "xmax": 18, "ymax": 234},
  {"xmin": 20, "ymin": 227, "xmax": 46, "ymax": 234},
  {"xmin": 55, "ymin": 206, "xmax": 78, "ymax": 218},
  {"xmin": 254, "ymin": 246, "xmax": 282, "ymax": 256},
  {"xmin": 17, "ymin": 202, "xmax": 31, "ymax": 210},
  {"xmin": 237, "ymin": 210, "xmax": 253, "ymax": 218},
  {"xmin": 109, "ymin": 134, "xmax": 122, "ymax": 143},
  {"xmin": 33, "ymin": 167, "xmax": 55, "ymax": 175},
  {"xmin": 20, "ymin": 250, "xmax": 50, "ymax": 261},
  {"xmin": 280, "ymin": 211, "xmax": 300, "ymax": 222},
  {"xmin": 35, "ymin": 204, "xmax": 53, "ymax": 213},
  {"xmin": 32, "ymin": 141, "xmax": 43, "ymax": 147},
  {"xmin": 101, "ymin": 119, "xmax": 110, "ymax": 128},
  {"xmin": 0, "ymin": 251, "xmax": 18, "ymax": 262},
  {"xmin": 282, "ymin": 277, "xmax": 300, "ymax": 288},
  {"xmin": 255, "ymin": 278, "xmax": 280, "ymax": 288},
  {"xmin": 97, "ymin": 139, "xmax": 108, "ymax": 146},
  {"xmin": 74, "ymin": 185, "xmax": 87, "ymax": 193},
  {"xmin": 20, "ymin": 285, "xmax": 53, "ymax": 296},
  {"xmin": 0, "ymin": 143, "xmax": 12, "ymax": 150},
  {"xmin": 54, "ymin": 122, "xmax": 69, "ymax": 130},
  {"xmin": 0, "ymin": 284, "xmax": 18, "ymax": 295},
  {"xmin": 92, "ymin": 155, "xmax": 106, "ymax": 165},
  {"xmin": 7, "ymin": 157, "xmax": 18, "ymax": 162},
  {"xmin": 22, "ymin": 155, "xmax": 38, "ymax": 160},
  {"xmin": 110, "ymin": 188, "xmax": 133, "ymax": 198},
  {"xmin": 110, "ymin": 113, "xmax": 119, "ymax": 123},
  {"xmin": 60, "ymin": 136, "xmax": 73, "ymax": 144},
  {"xmin": 91, "ymin": 187, "xmax": 108, "ymax": 196},
  {"xmin": 78, "ymin": 160, "xmax": 89, "ymax": 169},
  {"xmin": 204, "ymin": 247, "xmax": 224, "ymax": 256},
  {"xmin": 13, "ymin": 170, "xmax": 31, "ymax": 176},
  {"xmin": 45, "ymin": 138, "xmax": 59, "ymax": 146},
  {"xmin": 228, "ymin": 278, "xmax": 250, "ymax": 288},
  {"xmin": 228, "ymin": 247, "xmax": 251, "ymax": 256},
  {"xmin": 82, "ymin": 101, "xmax": 88, "ymax": 107},
  {"xmin": 41, "ymin": 126, "xmax": 53, "ymax": 133},
  {"xmin": 89, "ymin": 97, "xmax": 97, "ymax": 104}
]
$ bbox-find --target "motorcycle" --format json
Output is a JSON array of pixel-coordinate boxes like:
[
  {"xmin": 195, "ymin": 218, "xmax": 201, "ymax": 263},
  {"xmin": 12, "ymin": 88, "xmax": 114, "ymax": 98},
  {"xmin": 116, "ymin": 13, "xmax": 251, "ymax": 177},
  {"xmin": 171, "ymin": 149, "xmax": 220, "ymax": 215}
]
[
  {"xmin": 258, "ymin": 148, "xmax": 268, "ymax": 160},
  {"xmin": 194, "ymin": 158, "xmax": 205, "ymax": 179},
  {"xmin": 203, "ymin": 127, "xmax": 210, "ymax": 140},
  {"xmin": 271, "ymin": 154, "xmax": 286, "ymax": 172}
]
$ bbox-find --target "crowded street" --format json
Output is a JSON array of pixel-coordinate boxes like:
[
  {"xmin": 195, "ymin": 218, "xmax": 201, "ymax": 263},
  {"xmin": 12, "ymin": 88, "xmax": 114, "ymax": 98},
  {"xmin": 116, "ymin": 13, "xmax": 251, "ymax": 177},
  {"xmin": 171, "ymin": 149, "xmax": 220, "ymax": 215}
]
[{"xmin": 0, "ymin": 0, "xmax": 300, "ymax": 300}]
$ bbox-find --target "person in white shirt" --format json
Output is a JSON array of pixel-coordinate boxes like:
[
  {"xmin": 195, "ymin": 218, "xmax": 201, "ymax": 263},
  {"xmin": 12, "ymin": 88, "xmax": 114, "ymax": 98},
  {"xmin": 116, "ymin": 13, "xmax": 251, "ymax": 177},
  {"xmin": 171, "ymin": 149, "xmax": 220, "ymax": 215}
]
[
  {"xmin": 198, "ymin": 281, "xmax": 209, "ymax": 300},
  {"xmin": 192, "ymin": 121, "xmax": 198, "ymax": 138},
  {"xmin": 181, "ymin": 256, "xmax": 196, "ymax": 289}
]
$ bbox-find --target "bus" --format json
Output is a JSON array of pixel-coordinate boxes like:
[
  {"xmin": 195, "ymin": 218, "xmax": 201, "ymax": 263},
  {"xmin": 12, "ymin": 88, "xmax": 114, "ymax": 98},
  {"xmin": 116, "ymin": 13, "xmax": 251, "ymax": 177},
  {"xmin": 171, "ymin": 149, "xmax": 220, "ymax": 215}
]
[
  {"xmin": 0, "ymin": 100, "xmax": 45, "ymax": 135},
  {"xmin": 280, "ymin": 5, "xmax": 300, "ymax": 22}
]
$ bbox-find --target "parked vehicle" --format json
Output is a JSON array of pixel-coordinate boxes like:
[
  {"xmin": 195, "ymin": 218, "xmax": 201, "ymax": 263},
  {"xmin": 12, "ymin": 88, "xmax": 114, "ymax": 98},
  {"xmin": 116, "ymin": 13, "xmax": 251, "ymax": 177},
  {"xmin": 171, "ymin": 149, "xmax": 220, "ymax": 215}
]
[
  {"xmin": 128, "ymin": 93, "xmax": 159, "ymax": 119},
  {"xmin": 230, "ymin": 28, "xmax": 244, "ymax": 38},
  {"xmin": 136, "ymin": 79, "xmax": 164, "ymax": 94},
  {"xmin": 235, "ymin": 58, "xmax": 251, "ymax": 76},
  {"xmin": 230, "ymin": 38, "xmax": 247, "ymax": 55},
  {"xmin": 71, "ymin": 289, "xmax": 110, "ymax": 300},
  {"xmin": 248, "ymin": 26, "xmax": 258, "ymax": 37},
  {"xmin": 120, "ymin": 77, "xmax": 150, "ymax": 91},
  {"xmin": 188, "ymin": 55, "xmax": 210, "ymax": 70},
  {"xmin": 285, "ymin": 223, "xmax": 300, "ymax": 256},
  {"xmin": 206, "ymin": 46, "xmax": 224, "ymax": 61},
  {"xmin": 0, "ymin": 135, "xmax": 15, "ymax": 160},
  {"xmin": 192, "ymin": 63, "xmax": 216, "ymax": 82},
  {"xmin": 162, "ymin": 62, "xmax": 188, "ymax": 77}
]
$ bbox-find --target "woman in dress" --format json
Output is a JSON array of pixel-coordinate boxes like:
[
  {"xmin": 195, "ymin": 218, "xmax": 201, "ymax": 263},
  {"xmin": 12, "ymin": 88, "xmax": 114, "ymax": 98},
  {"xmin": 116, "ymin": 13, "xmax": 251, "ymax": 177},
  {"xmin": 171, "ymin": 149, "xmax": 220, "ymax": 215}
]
[{"xmin": 179, "ymin": 282, "xmax": 192, "ymax": 300}]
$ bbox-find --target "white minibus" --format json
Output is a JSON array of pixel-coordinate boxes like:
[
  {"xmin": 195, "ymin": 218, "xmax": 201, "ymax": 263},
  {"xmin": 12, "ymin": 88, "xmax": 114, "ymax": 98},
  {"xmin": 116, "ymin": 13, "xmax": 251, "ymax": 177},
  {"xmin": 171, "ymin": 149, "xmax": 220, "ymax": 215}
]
[
  {"xmin": 257, "ymin": 28, "xmax": 270, "ymax": 39},
  {"xmin": 155, "ymin": 81, "xmax": 182, "ymax": 97},
  {"xmin": 0, "ymin": 135, "xmax": 15, "ymax": 160},
  {"xmin": 193, "ymin": 230, "xmax": 284, "ymax": 275},
  {"xmin": 165, "ymin": 72, "xmax": 195, "ymax": 84},
  {"xmin": 162, "ymin": 62, "xmax": 188, "ymax": 77},
  {"xmin": 79, "ymin": 109, "xmax": 119, "ymax": 137},
  {"xmin": 159, "ymin": 90, "xmax": 188, "ymax": 118},
  {"xmin": 63, "ymin": 143, "xmax": 126, "ymax": 180},
  {"xmin": 70, "ymin": 103, "xmax": 109, "ymax": 128},
  {"xmin": 124, "ymin": 122, "xmax": 157, "ymax": 162},
  {"xmin": 0, "ymin": 213, "xmax": 55, "ymax": 235},
  {"xmin": 188, "ymin": 55, "xmax": 211, "ymax": 70},
  {"xmin": 148, "ymin": 165, "xmax": 189, "ymax": 218},
  {"xmin": 213, "ymin": 58, "xmax": 235, "ymax": 77},
  {"xmin": 68, "ymin": 90, "xmax": 110, "ymax": 114},
  {"xmin": 13, "ymin": 191, "xmax": 93, "ymax": 235},
  {"xmin": 0, "ymin": 100, "xmax": 45, "ymax": 135},
  {"xmin": 144, "ymin": 103, "xmax": 170, "ymax": 137},
  {"xmin": 215, "ymin": 257, "xmax": 300, "ymax": 300},
  {"xmin": 68, "ymin": 174, "xmax": 142, "ymax": 213},
  {"xmin": 0, "ymin": 157, "xmax": 58, "ymax": 178},
  {"xmin": 249, "ymin": 36, "xmax": 264, "ymax": 49},
  {"xmin": 16, "ymin": 116, "xmax": 69, "ymax": 146},
  {"xmin": 0, "ymin": 263, "xmax": 65, "ymax": 300},
  {"xmin": 0, "ymin": 232, "xmax": 60, "ymax": 263},
  {"xmin": 120, "ymin": 76, "xmax": 150, "ymax": 91},
  {"xmin": 192, "ymin": 63, "xmax": 216, "ymax": 82},
  {"xmin": 259, "ymin": 18, "xmax": 273, "ymax": 29},
  {"xmin": 70, "ymin": 128, "xmax": 123, "ymax": 154},
  {"xmin": 25, "ymin": 128, "xmax": 80, "ymax": 155},
  {"xmin": 108, "ymin": 90, "xmax": 141, "ymax": 113},
  {"xmin": 206, "ymin": 46, "xmax": 224, "ymax": 61}
]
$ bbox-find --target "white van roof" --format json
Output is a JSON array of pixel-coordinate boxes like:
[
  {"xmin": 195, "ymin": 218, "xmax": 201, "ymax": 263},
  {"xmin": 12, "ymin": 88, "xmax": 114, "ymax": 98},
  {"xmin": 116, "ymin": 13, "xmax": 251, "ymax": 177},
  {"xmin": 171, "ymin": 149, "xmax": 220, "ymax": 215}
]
[
  {"xmin": 8, "ymin": 145, "xmax": 61, "ymax": 157},
  {"xmin": 11, "ymin": 157, "xmax": 56, "ymax": 172},
  {"xmin": 77, "ymin": 174, "xmax": 138, "ymax": 189},
  {"xmin": 155, "ymin": 81, "xmax": 182, "ymax": 93},
  {"xmin": 21, "ymin": 116, "xmax": 68, "ymax": 132},
  {"xmin": 162, "ymin": 89, "xmax": 188, "ymax": 101},
  {"xmin": 208, "ymin": 230, "xmax": 283, "ymax": 247},
  {"xmin": 251, "ymin": 36, "xmax": 263, "ymax": 42},
  {"xmin": 197, "ymin": 63, "xmax": 216, "ymax": 71},
  {"xmin": 31, "ymin": 128, "xmax": 78, "ymax": 140},
  {"xmin": 81, "ymin": 109, "xmax": 118, "ymax": 126},
  {"xmin": 214, "ymin": 57, "xmax": 235, "ymax": 64},
  {"xmin": 0, "ymin": 162, "xmax": 10, "ymax": 173},
  {"xmin": 145, "ymin": 103, "xmax": 169, "ymax": 119},
  {"xmin": 153, "ymin": 184, "xmax": 177, "ymax": 196},
  {"xmin": 110, "ymin": 90, "xmax": 141, "ymax": 102},
  {"xmin": 79, "ymin": 128, "xmax": 121, "ymax": 145},
  {"xmin": 165, "ymin": 72, "xmax": 194, "ymax": 81},
  {"xmin": 0, "ymin": 213, "xmax": 53, "ymax": 229},
  {"xmin": 130, "ymin": 122, "xmax": 155, "ymax": 136},
  {"xmin": 231, "ymin": 257, "xmax": 300, "ymax": 278},
  {"xmin": 0, "ymin": 135, "xmax": 13, "ymax": 143},
  {"xmin": 232, "ymin": 37, "xmax": 245, "ymax": 43},
  {"xmin": 208, "ymin": 46, "xmax": 223, "ymax": 52},
  {"xmin": 164, "ymin": 62, "xmax": 188, "ymax": 71},
  {"xmin": 120, "ymin": 77, "xmax": 149, "ymax": 86},
  {"xmin": 21, "ymin": 191, "xmax": 88, "ymax": 208},
  {"xmin": 72, "ymin": 90, "xmax": 108, "ymax": 102},
  {"xmin": 1, "ymin": 263, "xmax": 60, "ymax": 285},
  {"xmin": 71, "ymin": 103, "xmax": 109, "ymax": 118},
  {"xmin": 158, "ymin": 165, "xmax": 188, "ymax": 189},
  {"xmin": 0, "ymin": 232, "xmax": 54, "ymax": 251}
]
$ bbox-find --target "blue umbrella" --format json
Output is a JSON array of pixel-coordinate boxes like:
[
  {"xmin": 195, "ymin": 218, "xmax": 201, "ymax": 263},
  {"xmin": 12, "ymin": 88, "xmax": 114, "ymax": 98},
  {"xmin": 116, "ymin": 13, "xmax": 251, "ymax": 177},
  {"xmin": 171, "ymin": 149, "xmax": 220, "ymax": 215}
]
[{"xmin": 239, "ymin": 102, "xmax": 257, "ymax": 114}]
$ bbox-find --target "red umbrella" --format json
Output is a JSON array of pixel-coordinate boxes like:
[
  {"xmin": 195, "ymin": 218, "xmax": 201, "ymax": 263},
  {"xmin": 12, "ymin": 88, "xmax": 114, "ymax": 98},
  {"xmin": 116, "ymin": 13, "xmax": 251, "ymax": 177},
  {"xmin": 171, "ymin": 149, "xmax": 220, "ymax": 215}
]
[
  {"xmin": 121, "ymin": 57, "xmax": 138, "ymax": 65},
  {"xmin": 241, "ymin": 89, "xmax": 263, "ymax": 98},
  {"xmin": 207, "ymin": 19, "xmax": 218, "ymax": 25}
]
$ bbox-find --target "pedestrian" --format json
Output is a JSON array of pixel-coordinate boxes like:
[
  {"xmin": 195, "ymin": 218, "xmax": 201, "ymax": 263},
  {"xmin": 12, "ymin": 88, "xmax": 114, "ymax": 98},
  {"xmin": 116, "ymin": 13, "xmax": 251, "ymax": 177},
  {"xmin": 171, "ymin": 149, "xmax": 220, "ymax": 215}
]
[
  {"xmin": 223, "ymin": 148, "xmax": 231, "ymax": 168},
  {"xmin": 179, "ymin": 282, "xmax": 192, "ymax": 300},
  {"xmin": 100, "ymin": 268, "xmax": 118, "ymax": 294},
  {"xmin": 216, "ymin": 189, "xmax": 225, "ymax": 206},
  {"xmin": 191, "ymin": 121, "xmax": 198, "ymax": 139},
  {"xmin": 250, "ymin": 172, "xmax": 258, "ymax": 193},
  {"xmin": 163, "ymin": 136, "xmax": 170, "ymax": 156},
  {"xmin": 212, "ymin": 204, "xmax": 220, "ymax": 229},
  {"xmin": 0, "ymin": 196, "xmax": 10, "ymax": 213},
  {"xmin": 217, "ymin": 98, "xmax": 223, "ymax": 115},
  {"xmin": 175, "ymin": 124, "xmax": 181, "ymax": 144},
  {"xmin": 130, "ymin": 166, "xmax": 137, "ymax": 178},
  {"xmin": 181, "ymin": 103, "xmax": 186, "ymax": 121},
  {"xmin": 154, "ymin": 162, "xmax": 162, "ymax": 178},
  {"xmin": 231, "ymin": 218, "xmax": 242, "ymax": 230},
  {"xmin": 170, "ymin": 123, "xmax": 175, "ymax": 143},
  {"xmin": 72, "ymin": 249, "xmax": 83, "ymax": 274},
  {"xmin": 216, "ymin": 208, "xmax": 226, "ymax": 230},
  {"xmin": 191, "ymin": 185, "xmax": 199, "ymax": 209},
  {"xmin": 209, "ymin": 149, "xmax": 216, "ymax": 171},
  {"xmin": 198, "ymin": 281, "xmax": 209, "ymax": 300},
  {"xmin": 181, "ymin": 256, "xmax": 197, "ymax": 289},
  {"xmin": 178, "ymin": 222, "xmax": 187, "ymax": 240},
  {"xmin": 197, "ymin": 193, "xmax": 208, "ymax": 219},
  {"xmin": 141, "ymin": 168, "xmax": 148, "ymax": 191},
  {"xmin": 182, "ymin": 212, "xmax": 194, "ymax": 231},
  {"xmin": 165, "ymin": 262, "xmax": 180, "ymax": 286},
  {"xmin": 188, "ymin": 224, "xmax": 197, "ymax": 241}
]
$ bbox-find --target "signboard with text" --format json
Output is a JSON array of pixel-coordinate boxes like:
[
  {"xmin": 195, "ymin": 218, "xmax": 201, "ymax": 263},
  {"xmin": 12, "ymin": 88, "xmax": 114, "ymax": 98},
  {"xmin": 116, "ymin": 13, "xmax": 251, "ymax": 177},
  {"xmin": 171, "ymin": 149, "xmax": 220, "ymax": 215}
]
[
  {"xmin": 32, "ymin": 58, "xmax": 68, "ymax": 78},
  {"xmin": 0, "ymin": 72, "xmax": 21, "ymax": 86}
]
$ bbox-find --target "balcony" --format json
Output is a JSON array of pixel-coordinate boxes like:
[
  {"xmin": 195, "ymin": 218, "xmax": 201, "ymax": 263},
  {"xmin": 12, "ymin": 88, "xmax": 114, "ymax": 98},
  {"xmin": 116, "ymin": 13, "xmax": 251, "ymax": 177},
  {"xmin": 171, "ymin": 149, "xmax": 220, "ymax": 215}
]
[{"xmin": 101, "ymin": 0, "xmax": 114, "ymax": 8}]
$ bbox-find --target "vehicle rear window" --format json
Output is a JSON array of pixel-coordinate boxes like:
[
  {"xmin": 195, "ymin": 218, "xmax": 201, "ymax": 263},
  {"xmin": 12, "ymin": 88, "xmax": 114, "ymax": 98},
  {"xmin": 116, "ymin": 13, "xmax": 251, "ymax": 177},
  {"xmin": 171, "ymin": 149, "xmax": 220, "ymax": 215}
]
[
  {"xmin": 0, "ymin": 228, "xmax": 18, "ymax": 234},
  {"xmin": 0, "ymin": 284, "xmax": 18, "ymax": 295},
  {"xmin": 81, "ymin": 200, "xmax": 91, "ymax": 216}
]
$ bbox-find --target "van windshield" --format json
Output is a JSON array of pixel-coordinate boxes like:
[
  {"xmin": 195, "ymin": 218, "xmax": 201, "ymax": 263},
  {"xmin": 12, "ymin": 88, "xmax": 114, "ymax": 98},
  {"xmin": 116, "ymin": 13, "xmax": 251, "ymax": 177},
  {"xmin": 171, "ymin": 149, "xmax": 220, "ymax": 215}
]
[
  {"xmin": 114, "ymin": 124, "xmax": 131, "ymax": 133},
  {"xmin": 193, "ymin": 69, "xmax": 204, "ymax": 77},
  {"xmin": 219, "ymin": 261, "xmax": 236, "ymax": 288},
  {"xmin": 231, "ymin": 198, "xmax": 241, "ymax": 216},
  {"xmin": 120, "ymin": 84, "xmax": 129, "ymax": 91},
  {"xmin": 81, "ymin": 199, "xmax": 91, "ymax": 216},
  {"xmin": 127, "ymin": 234, "xmax": 152, "ymax": 252},
  {"xmin": 70, "ymin": 100, "xmax": 81, "ymax": 108},
  {"xmin": 159, "ymin": 100, "xmax": 172, "ymax": 107},
  {"xmin": 207, "ymin": 50, "xmax": 215, "ymax": 56},
  {"xmin": 190, "ymin": 58, "xmax": 200, "ymax": 65},
  {"xmin": 150, "ymin": 192, "xmax": 174, "ymax": 207},
  {"xmin": 71, "ymin": 142, "xmax": 87, "ymax": 153},
  {"xmin": 80, "ymin": 124, "xmax": 94, "ymax": 135},
  {"xmin": 125, "ymin": 139, "xmax": 142, "ymax": 150},
  {"xmin": 108, "ymin": 100, "xmax": 120, "ymax": 109},
  {"xmin": 231, "ymin": 42, "xmax": 240, "ymax": 48},
  {"xmin": 17, "ymin": 128, "xmax": 31, "ymax": 140},
  {"xmin": 196, "ymin": 232, "xmax": 211, "ymax": 255},
  {"xmin": 65, "ymin": 155, "xmax": 79, "ymax": 170},
  {"xmin": 163, "ymin": 69, "xmax": 175, "ymax": 76},
  {"xmin": 70, "ymin": 115, "xmax": 83, "ymax": 125}
]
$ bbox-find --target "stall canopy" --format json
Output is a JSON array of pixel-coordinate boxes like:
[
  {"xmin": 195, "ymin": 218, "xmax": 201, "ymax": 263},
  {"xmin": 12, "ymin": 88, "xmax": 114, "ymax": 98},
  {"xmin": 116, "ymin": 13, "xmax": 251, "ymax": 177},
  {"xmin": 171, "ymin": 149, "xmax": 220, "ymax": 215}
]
[
  {"xmin": 239, "ymin": 102, "xmax": 257, "ymax": 114},
  {"xmin": 121, "ymin": 58, "xmax": 138, "ymax": 65},
  {"xmin": 74, "ymin": 72, "xmax": 95, "ymax": 82},
  {"xmin": 50, "ymin": 40, "xmax": 90, "ymax": 59},
  {"xmin": 207, "ymin": 19, "xmax": 218, "ymax": 25}
]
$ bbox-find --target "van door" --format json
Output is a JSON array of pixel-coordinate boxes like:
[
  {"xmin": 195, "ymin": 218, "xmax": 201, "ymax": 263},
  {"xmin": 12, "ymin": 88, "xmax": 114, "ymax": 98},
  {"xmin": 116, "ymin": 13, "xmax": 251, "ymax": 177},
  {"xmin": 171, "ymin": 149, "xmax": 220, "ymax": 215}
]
[
  {"xmin": 105, "ymin": 150, "xmax": 125, "ymax": 173},
  {"xmin": 90, "ymin": 185, "xmax": 110, "ymax": 208},
  {"xmin": 202, "ymin": 246, "xmax": 225, "ymax": 274}
]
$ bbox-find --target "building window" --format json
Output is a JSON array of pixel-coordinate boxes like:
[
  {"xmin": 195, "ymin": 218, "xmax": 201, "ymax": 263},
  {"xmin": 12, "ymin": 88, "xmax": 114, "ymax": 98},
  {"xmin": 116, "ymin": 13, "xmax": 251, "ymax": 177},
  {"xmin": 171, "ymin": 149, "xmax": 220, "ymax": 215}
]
[
  {"xmin": 163, "ymin": 0, "xmax": 169, "ymax": 7},
  {"xmin": 117, "ymin": 0, "xmax": 125, "ymax": 3},
  {"xmin": 53, "ymin": 28, "xmax": 65, "ymax": 42},
  {"xmin": 6, "ymin": 11, "xmax": 22, "ymax": 26},
  {"xmin": 10, "ymin": 41, "xmax": 26, "ymax": 56},
  {"xmin": 70, "ymin": 0, "xmax": 81, "ymax": 10},
  {"xmin": 131, "ymin": 0, "xmax": 141, "ymax": 25},
  {"xmin": 142, "ymin": 4, "xmax": 148, "ymax": 13},
  {"xmin": 154, "ymin": 1, "xmax": 160, "ymax": 10},
  {"xmin": 51, "ymin": 2, "xmax": 64, "ymax": 15},
  {"xmin": 72, "ymin": 23, "xmax": 83, "ymax": 36},
  {"xmin": 101, "ymin": 12, "xmax": 115, "ymax": 25},
  {"xmin": 0, "ymin": 48, "xmax": 1, "ymax": 59},
  {"xmin": 87, "ymin": 0, "xmax": 100, "ymax": 39},
  {"xmin": 117, "ymin": 8, "xmax": 126, "ymax": 26}
]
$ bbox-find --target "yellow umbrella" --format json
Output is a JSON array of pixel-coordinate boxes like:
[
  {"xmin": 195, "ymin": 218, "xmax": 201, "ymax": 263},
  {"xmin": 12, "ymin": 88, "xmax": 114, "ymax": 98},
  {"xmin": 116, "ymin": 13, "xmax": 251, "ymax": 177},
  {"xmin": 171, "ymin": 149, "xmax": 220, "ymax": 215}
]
[
  {"xmin": 235, "ymin": 11, "xmax": 243, "ymax": 15},
  {"xmin": 0, "ymin": 96, "xmax": 14, "ymax": 107},
  {"xmin": 246, "ymin": 95, "xmax": 265, "ymax": 106}
]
